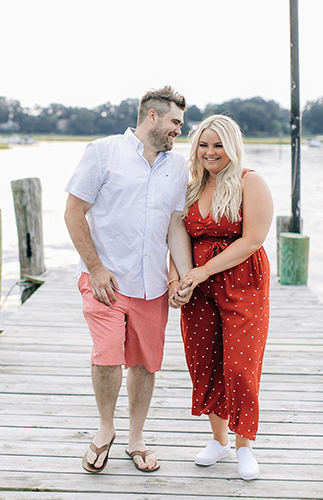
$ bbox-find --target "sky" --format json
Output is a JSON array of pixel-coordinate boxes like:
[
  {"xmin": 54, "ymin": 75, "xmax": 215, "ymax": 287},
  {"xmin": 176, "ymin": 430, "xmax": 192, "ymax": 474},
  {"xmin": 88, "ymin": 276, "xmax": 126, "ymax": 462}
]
[{"xmin": 1, "ymin": 0, "xmax": 322, "ymax": 112}]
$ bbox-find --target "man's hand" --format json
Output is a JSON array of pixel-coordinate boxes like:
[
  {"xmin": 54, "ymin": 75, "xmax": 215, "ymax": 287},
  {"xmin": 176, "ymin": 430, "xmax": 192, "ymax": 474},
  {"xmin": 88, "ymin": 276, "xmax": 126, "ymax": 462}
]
[
  {"xmin": 168, "ymin": 282, "xmax": 193, "ymax": 309},
  {"xmin": 89, "ymin": 267, "xmax": 120, "ymax": 307}
]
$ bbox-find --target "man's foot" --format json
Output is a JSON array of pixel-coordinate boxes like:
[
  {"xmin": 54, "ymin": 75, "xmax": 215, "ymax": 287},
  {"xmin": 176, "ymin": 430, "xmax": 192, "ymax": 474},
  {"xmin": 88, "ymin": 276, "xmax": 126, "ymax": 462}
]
[
  {"xmin": 83, "ymin": 428, "xmax": 116, "ymax": 472},
  {"xmin": 125, "ymin": 443, "xmax": 159, "ymax": 471}
]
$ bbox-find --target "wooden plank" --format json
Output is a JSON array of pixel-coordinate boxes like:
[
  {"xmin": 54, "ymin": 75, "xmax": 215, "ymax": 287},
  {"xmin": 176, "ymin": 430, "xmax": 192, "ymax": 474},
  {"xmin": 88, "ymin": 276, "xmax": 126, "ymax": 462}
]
[
  {"xmin": 0, "ymin": 269, "xmax": 323, "ymax": 499},
  {"xmin": 0, "ymin": 496, "xmax": 318, "ymax": 500},
  {"xmin": 1, "ymin": 373, "xmax": 322, "ymax": 393},
  {"xmin": 1, "ymin": 427, "xmax": 323, "ymax": 450},
  {"xmin": 1, "ymin": 403, "xmax": 322, "ymax": 424},
  {"xmin": 0, "ymin": 472, "xmax": 323, "ymax": 499},
  {"xmin": 0, "ymin": 455, "xmax": 323, "ymax": 482},
  {"xmin": 0, "ymin": 372, "xmax": 322, "ymax": 393},
  {"xmin": 1, "ymin": 413, "xmax": 323, "ymax": 437},
  {"xmin": 1, "ymin": 440, "xmax": 322, "ymax": 464}
]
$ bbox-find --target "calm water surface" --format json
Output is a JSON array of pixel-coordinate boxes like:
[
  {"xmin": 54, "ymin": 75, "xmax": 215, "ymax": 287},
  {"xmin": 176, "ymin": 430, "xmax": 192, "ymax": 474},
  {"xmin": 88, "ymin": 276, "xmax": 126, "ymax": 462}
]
[{"xmin": 0, "ymin": 140, "xmax": 322, "ymax": 321}]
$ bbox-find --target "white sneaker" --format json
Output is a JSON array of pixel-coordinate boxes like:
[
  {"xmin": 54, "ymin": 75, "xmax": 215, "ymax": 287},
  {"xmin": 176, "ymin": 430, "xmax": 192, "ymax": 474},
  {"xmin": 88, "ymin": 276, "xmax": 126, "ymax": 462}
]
[
  {"xmin": 195, "ymin": 440, "xmax": 231, "ymax": 466},
  {"xmin": 236, "ymin": 446, "xmax": 260, "ymax": 480}
]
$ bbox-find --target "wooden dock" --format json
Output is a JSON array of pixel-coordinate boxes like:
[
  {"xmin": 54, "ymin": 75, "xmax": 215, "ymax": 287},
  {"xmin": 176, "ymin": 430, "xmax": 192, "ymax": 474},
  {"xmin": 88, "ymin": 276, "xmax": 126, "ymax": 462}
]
[{"xmin": 0, "ymin": 267, "xmax": 323, "ymax": 499}]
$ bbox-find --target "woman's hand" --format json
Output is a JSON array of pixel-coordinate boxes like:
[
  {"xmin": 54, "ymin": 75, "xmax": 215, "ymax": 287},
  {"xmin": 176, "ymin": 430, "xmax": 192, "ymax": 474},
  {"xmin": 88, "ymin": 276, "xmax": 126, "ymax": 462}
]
[{"xmin": 180, "ymin": 266, "xmax": 210, "ymax": 291}]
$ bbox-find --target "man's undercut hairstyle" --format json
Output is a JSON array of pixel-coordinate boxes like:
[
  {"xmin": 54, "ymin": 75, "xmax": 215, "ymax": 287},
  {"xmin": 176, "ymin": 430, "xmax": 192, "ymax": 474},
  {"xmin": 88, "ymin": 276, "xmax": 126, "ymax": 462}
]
[{"xmin": 137, "ymin": 85, "xmax": 186, "ymax": 125}]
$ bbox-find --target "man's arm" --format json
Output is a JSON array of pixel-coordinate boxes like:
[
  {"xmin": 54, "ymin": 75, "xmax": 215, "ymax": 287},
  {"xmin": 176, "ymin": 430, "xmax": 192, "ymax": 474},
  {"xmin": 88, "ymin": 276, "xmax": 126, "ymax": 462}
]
[{"xmin": 64, "ymin": 193, "xmax": 119, "ymax": 306}]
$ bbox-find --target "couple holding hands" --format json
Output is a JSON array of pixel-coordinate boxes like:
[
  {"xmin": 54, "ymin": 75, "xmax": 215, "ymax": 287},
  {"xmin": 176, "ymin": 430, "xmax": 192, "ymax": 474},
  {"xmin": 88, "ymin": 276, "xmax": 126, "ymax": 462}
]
[{"xmin": 65, "ymin": 85, "xmax": 273, "ymax": 481}]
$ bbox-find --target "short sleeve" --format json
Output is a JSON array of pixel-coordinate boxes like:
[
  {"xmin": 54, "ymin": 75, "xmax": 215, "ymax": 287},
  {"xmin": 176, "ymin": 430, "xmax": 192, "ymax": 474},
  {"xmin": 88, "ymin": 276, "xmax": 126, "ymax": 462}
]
[
  {"xmin": 174, "ymin": 157, "xmax": 189, "ymax": 212},
  {"xmin": 65, "ymin": 142, "xmax": 103, "ymax": 204}
]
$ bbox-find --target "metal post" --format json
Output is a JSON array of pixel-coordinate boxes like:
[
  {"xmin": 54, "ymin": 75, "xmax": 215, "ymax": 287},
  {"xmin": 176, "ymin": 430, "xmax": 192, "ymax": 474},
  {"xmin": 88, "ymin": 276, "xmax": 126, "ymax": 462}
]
[{"xmin": 290, "ymin": 0, "xmax": 301, "ymax": 233}]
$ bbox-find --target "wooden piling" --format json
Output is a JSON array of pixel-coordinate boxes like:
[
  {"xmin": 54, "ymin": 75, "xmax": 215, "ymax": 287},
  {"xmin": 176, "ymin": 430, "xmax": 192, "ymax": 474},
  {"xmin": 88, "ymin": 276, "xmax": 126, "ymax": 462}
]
[
  {"xmin": 11, "ymin": 178, "xmax": 46, "ymax": 302},
  {"xmin": 0, "ymin": 209, "xmax": 2, "ymax": 308},
  {"xmin": 276, "ymin": 216, "xmax": 303, "ymax": 275},
  {"xmin": 279, "ymin": 232, "xmax": 309, "ymax": 285}
]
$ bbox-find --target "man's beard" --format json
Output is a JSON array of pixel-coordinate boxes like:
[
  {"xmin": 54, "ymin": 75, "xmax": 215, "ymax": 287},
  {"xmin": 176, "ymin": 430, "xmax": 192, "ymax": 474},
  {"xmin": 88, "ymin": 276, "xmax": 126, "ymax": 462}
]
[{"xmin": 148, "ymin": 122, "xmax": 173, "ymax": 152}]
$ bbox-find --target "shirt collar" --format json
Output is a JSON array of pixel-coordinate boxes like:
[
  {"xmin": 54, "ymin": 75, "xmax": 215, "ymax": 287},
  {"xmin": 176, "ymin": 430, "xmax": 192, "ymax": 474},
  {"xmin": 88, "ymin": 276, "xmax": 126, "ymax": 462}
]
[
  {"xmin": 124, "ymin": 127, "xmax": 169, "ymax": 160},
  {"xmin": 124, "ymin": 127, "xmax": 144, "ymax": 154}
]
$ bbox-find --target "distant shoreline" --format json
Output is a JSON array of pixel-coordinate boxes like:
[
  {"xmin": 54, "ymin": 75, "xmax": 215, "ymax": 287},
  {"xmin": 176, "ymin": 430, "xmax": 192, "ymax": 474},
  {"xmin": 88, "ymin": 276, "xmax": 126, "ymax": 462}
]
[
  {"xmin": 2, "ymin": 134, "xmax": 318, "ymax": 147},
  {"xmin": 29, "ymin": 135, "xmax": 295, "ymax": 145}
]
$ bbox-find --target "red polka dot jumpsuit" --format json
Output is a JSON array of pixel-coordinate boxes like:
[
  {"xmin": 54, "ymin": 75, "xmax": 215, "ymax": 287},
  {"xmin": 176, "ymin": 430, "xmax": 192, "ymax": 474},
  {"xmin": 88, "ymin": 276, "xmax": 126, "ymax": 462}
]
[{"xmin": 181, "ymin": 176, "xmax": 270, "ymax": 440}]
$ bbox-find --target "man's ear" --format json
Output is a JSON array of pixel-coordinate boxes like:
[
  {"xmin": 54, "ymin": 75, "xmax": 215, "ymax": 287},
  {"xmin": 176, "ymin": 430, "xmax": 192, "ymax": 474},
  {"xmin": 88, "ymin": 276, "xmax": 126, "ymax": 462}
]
[{"xmin": 148, "ymin": 108, "xmax": 158, "ymax": 124}]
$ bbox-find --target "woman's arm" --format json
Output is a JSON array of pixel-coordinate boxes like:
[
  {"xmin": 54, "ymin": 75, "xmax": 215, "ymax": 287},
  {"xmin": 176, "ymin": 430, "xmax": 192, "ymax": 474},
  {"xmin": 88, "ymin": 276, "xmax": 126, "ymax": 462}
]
[{"xmin": 180, "ymin": 172, "xmax": 274, "ymax": 290}]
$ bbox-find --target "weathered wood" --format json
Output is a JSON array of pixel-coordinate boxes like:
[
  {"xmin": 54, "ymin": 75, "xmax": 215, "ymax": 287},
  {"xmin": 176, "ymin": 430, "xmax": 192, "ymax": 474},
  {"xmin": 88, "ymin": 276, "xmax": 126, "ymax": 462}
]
[
  {"xmin": 276, "ymin": 217, "xmax": 304, "ymax": 275},
  {"xmin": 276, "ymin": 215, "xmax": 291, "ymax": 275},
  {"xmin": 11, "ymin": 178, "xmax": 46, "ymax": 302},
  {"xmin": 0, "ymin": 495, "xmax": 318, "ymax": 500},
  {"xmin": 0, "ymin": 269, "xmax": 323, "ymax": 498},
  {"xmin": 1, "ymin": 472, "xmax": 323, "ymax": 499},
  {"xmin": 0, "ymin": 209, "xmax": 2, "ymax": 310},
  {"xmin": 279, "ymin": 232, "xmax": 310, "ymax": 285}
]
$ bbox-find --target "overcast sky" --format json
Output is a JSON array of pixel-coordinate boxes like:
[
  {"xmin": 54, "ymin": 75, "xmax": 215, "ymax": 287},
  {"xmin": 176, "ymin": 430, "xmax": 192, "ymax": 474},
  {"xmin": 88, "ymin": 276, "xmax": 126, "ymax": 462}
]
[{"xmin": 2, "ymin": 0, "xmax": 322, "ymax": 111}]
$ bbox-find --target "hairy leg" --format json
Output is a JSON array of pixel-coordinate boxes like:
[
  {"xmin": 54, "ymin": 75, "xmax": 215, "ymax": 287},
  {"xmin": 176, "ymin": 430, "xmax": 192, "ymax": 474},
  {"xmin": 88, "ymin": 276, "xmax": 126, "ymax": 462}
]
[
  {"xmin": 86, "ymin": 364, "xmax": 122, "ymax": 468},
  {"xmin": 126, "ymin": 365, "xmax": 157, "ymax": 470}
]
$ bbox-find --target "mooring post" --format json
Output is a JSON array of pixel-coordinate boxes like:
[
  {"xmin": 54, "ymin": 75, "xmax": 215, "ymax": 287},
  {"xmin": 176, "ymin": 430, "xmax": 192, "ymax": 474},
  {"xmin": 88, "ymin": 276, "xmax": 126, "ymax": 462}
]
[
  {"xmin": 277, "ymin": 0, "xmax": 309, "ymax": 285},
  {"xmin": 290, "ymin": 0, "xmax": 301, "ymax": 233},
  {"xmin": 276, "ymin": 215, "xmax": 304, "ymax": 276},
  {"xmin": 279, "ymin": 232, "xmax": 309, "ymax": 285},
  {"xmin": 11, "ymin": 177, "xmax": 46, "ymax": 302},
  {"xmin": 0, "ymin": 209, "xmax": 2, "ymax": 308}
]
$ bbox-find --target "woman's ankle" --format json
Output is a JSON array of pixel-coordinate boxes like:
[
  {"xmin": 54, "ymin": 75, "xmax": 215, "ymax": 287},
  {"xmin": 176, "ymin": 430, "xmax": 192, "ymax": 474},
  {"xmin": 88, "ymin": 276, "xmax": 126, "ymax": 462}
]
[
  {"xmin": 235, "ymin": 435, "xmax": 250, "ymax": 450},
  {"xmin": 212, "ymin": 433, "xmax": 229, "ymax": 446}
]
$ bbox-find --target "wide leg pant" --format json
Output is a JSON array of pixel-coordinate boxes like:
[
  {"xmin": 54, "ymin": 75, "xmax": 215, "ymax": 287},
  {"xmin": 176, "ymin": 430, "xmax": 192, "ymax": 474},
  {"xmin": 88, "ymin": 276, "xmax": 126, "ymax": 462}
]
[{"xmin": 181, "ymin": 251, "xmax": 270, "ymax": 440}]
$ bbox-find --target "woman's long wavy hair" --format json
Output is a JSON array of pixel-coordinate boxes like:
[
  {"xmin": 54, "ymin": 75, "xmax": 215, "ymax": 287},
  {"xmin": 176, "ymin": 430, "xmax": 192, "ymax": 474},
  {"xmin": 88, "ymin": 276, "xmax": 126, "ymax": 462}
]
[{"xmin": 183, "ymin": 115, "xmax": 246, "ymax": 222}]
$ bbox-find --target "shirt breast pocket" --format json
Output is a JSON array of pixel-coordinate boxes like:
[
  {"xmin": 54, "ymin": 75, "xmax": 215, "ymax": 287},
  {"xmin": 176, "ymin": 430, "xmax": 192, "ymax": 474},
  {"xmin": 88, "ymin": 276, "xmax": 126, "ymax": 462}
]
[{"xmin": 161, "ymin": 174, "xmax": 181, "ymax": 212}]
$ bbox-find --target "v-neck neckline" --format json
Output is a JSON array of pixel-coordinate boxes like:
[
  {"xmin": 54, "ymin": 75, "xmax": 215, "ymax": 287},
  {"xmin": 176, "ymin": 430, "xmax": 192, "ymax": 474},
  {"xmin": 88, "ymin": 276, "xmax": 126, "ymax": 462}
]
[{"xmin": 196, "ymin": 200, "xmax": 211, "ymax": 221}]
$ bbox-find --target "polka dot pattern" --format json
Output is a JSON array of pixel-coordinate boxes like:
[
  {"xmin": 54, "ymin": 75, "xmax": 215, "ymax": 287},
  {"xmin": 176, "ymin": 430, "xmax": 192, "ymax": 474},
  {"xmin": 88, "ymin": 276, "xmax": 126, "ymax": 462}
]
[{"xmin": 181, "ymin": 198, "xmax": 270, "ymax": 441}]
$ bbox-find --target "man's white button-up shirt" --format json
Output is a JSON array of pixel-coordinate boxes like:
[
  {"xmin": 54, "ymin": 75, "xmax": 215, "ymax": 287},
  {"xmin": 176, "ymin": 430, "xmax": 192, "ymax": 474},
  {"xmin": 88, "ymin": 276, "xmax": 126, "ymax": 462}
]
[{"xmin": 65, "ymin": 128, "xmax": 188, "ymax": 300}]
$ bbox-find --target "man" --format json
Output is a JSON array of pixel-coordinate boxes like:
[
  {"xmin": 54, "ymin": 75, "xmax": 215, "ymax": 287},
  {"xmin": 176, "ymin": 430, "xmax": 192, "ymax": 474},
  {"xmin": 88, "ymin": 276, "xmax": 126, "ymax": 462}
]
[{"xmin": 64, "ymin": 86, "xmax": 192, "ymax": 473}]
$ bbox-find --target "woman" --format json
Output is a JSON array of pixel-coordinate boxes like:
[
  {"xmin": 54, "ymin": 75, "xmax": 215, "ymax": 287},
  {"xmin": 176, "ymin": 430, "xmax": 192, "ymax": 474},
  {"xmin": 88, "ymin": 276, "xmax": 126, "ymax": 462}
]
[{"xmin": 168, "ymin": 115, "xmax": 273, "ymax": 480}]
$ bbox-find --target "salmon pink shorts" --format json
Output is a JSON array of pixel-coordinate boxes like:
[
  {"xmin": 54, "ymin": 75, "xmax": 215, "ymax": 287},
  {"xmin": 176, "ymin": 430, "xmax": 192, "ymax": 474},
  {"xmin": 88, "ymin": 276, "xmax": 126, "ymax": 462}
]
[{"xmin": 78, "ymin": 273, "xmax": 169, "ymax": 373}]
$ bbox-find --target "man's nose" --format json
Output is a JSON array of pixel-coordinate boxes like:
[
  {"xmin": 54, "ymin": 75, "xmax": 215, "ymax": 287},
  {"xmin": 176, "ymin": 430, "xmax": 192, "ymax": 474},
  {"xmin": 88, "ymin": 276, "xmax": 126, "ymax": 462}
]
[{"xmin": 175, "ymin": 124, "xmax": 182, "ymax": 136}]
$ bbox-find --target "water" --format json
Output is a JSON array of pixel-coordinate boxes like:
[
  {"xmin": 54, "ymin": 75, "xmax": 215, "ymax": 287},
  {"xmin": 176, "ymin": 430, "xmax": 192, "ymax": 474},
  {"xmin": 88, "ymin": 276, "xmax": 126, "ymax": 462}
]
[{"xmin": 0, "ymin": 140, "xmax": 322, "ymax": 322}]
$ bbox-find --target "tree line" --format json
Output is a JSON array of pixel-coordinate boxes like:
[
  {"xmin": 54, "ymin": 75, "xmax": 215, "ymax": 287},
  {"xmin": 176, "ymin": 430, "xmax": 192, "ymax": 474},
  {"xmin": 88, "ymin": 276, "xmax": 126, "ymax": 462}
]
[{"xmin": 0, "ymin": 95, "xmax": 322, "ymax": 137}]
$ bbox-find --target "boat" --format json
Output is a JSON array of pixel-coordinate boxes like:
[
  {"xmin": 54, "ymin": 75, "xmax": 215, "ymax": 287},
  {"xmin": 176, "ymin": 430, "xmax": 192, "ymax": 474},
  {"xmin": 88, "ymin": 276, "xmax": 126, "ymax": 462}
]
[
  {"xmin": 0, "ymin": 134, "xmax": 36, "ymax": 145},
  {"xmin": 307, "ymin": 137, "xmax": 323, "ymax": 148}
]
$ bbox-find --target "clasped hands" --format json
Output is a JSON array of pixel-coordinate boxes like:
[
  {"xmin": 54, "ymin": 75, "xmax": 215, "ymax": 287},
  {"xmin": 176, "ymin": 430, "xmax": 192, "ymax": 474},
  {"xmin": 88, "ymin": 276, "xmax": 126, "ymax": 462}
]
[{"xmin": 168, "ymin": 266, "xmax": 210, "ymax": 309}]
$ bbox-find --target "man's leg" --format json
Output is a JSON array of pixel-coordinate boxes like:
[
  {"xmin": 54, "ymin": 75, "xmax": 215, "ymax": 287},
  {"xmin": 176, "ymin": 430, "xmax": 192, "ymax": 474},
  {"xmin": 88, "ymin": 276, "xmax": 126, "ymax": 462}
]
[
  {"xmin": 124, "ymin": 293, "xmax": 168, "ymax": 470},
  {"xmin": 78, "ymin": 275, "xmax": 128, "ymax": 469},
  {"xmin": 85, "ymin": 364, "xmax": 122, "ymax": 468},
  {"xmin": 126, "ymin": 365, "xmax": 158, "ymax": 470}
]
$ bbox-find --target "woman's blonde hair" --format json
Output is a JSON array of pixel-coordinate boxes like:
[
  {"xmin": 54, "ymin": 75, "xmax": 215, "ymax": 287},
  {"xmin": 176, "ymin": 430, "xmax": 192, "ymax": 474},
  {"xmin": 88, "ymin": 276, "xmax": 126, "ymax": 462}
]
[{"xmin": 183, "ymin": 114, "xmax": 246, "ymax": 222}]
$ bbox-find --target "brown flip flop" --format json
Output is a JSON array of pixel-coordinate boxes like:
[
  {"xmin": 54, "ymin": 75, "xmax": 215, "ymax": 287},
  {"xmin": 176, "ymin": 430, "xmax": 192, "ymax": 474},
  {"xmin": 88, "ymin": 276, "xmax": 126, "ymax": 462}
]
[
  {"xmin": 82, "ymin": 433, "xmax": 116, "ymax": 473},
  {"xmin": 126, "ymin": 448, "xmax": 160, "ymax": 472}
]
